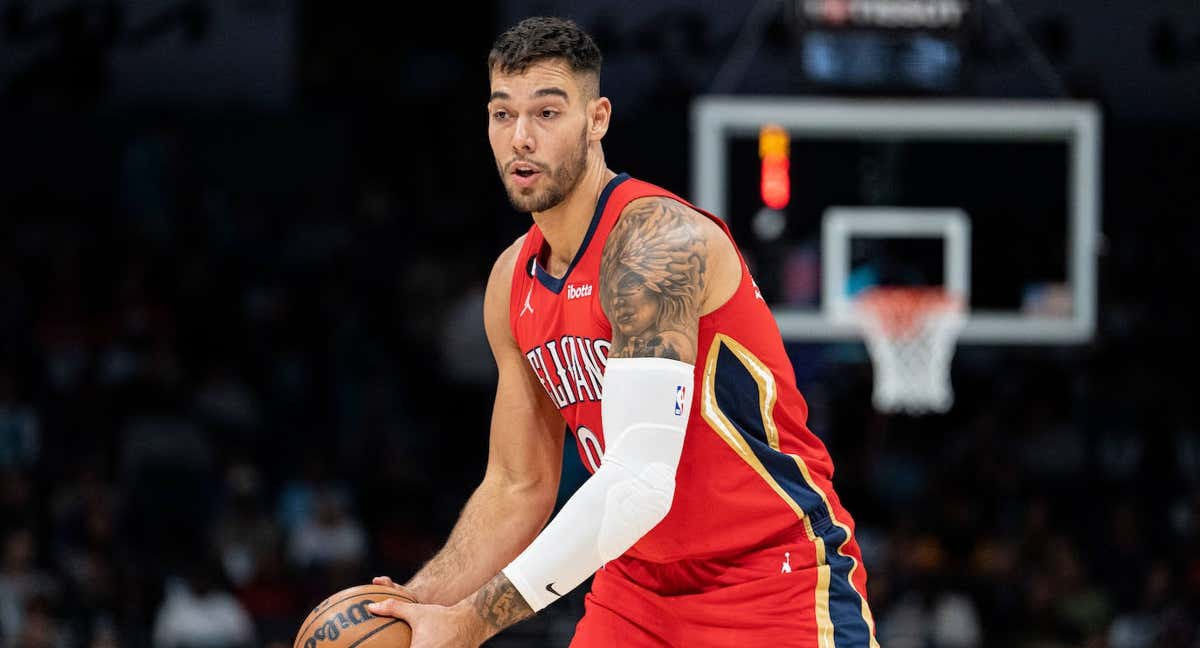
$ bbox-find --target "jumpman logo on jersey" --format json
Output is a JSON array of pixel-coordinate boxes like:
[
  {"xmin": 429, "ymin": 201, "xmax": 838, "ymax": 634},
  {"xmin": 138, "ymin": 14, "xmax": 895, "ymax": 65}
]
[
  {"xmin": 781, "ymin": 552, "xmax": 792, "ymax": 574},
  {"xmin": 521, "ymin": 286, "xmax": 534, "ymax": 317}
]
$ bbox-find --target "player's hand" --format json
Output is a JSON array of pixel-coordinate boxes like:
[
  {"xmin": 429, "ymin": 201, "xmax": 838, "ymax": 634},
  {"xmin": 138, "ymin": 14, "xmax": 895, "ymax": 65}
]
[
  {"xmin": 370, "ymin": 575, "xmax": 421, "ymax": 603},
  {"xmin": 366, "ymin": 598, "xmax": 486, "ymax": 648}
]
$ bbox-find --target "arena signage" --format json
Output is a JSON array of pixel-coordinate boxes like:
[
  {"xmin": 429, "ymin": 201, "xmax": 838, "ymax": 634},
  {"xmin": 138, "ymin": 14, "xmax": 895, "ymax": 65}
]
[{"xmin": 800, "ymin": 0, "xmax": 970, "ymax": 30}]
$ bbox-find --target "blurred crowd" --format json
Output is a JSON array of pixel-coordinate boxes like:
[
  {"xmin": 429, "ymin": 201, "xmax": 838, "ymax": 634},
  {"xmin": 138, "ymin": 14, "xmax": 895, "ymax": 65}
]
[
  {"xmin": 1, "ymin": 0, "xmax": 1199, "ymax": 637},
  {"xmin": 0, "ymin": 1, "xmax": 1194, "ymax": 646},
  {"xmin": 820, "ymin": 355, "xmax": 1200, "ymax": 648},
  {"xmin": 0, "ymin": 111, "xmax": 511, "ymax": 647},
  {"xmin": 0, "ymin": 113, "xmax": 1195, "ymax": 648}
]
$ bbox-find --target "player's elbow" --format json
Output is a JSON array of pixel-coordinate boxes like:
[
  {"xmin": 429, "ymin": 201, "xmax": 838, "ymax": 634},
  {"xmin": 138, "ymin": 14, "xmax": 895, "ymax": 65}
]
[
  {"xmin": 482, "ymin": 470, "xmax": 559, "ymax": 519},
  {"xmin": 595, "ymin": 459, "xmax": 676, "ymax": 560}
]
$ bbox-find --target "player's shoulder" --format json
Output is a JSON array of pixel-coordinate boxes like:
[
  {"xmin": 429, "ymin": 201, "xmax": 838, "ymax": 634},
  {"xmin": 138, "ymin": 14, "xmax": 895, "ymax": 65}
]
[
  {"xmin": 609, "ymin": 194, "xmax": 741, "ymax": 312},
  {"xmin": 620, "ymin": 194, "xmax": 719, "ymax": 226},
  {"xmin": 620, "ymin": 194, "xmax": 698, "ymax": 217},
  {"xmin": 489, "ymin": 234, "xmax": 527, "ymax": 287},
  {"xmin": 485, "ymin": 234, "xmax": 529, "ymax": 307},
  {"xmin": 613, "ymin": 195, "xmax": 729, "ymax": 248},
  {"xmin": 482, "ymin": 234, "xmax": 530, "ymax": 345}
]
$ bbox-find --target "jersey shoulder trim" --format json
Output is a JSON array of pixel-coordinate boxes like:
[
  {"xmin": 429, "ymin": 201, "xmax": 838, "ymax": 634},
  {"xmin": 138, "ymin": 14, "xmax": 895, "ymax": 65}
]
[{"xmin": 531, "ymin": 172, "xmax": 630, "ymax": 294}]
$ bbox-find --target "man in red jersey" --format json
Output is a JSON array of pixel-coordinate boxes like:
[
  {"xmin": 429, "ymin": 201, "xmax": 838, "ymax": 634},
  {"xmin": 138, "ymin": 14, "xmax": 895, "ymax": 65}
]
[{"xmin": 367, "ymin": 16, "xmax": 879, "ymax": 648}]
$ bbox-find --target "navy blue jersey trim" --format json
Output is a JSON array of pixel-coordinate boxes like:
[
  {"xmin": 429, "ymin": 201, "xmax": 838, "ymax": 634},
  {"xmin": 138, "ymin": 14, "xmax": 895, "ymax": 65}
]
[
  {"xmin": 533, "ymin": 172, "xmax": 631, "ymax": 293},
  {"xmin": 712, "ymin": 342, "xmax": 873, "ymax": 646}
]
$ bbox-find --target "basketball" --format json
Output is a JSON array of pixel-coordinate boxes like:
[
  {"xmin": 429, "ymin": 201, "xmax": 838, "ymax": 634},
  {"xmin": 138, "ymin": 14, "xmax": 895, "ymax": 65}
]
[{"xmin": 293, "ymin": 584, "xmax": 415, "ymax": 648}]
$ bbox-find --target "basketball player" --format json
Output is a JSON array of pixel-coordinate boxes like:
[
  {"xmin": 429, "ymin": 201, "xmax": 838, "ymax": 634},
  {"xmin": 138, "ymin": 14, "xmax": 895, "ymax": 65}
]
[{"xmin": 366, "ymin": 16, "xmax": 879, "ymax": 648}]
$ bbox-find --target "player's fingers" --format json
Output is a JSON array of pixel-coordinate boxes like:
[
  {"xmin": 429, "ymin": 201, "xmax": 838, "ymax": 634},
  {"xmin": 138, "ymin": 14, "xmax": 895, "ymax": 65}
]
[
  {"xmin": 366, "ymin": 598, "xmax": 419, "ymax": 620},
  {"xmin": 372, "ymin": 576, "xmax": 421, "ymax": 603}
]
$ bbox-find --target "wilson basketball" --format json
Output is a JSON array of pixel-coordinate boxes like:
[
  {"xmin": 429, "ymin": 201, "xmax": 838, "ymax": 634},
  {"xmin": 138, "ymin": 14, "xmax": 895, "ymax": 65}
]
[{"xmin": 293, "ymin": 584, "xmax": 415, "ymax": 648}]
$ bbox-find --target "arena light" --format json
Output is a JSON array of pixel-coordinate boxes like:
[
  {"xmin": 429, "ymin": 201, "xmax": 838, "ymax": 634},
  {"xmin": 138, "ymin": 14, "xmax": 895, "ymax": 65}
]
[{"xmin": 759, "ymin": 124, "xmax": 791, "ymax": 209}]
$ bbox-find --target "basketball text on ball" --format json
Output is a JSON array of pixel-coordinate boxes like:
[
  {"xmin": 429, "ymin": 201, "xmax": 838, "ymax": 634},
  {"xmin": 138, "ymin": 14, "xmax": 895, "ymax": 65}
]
[
  {"xmin": 293, "ymin": 585, "xmax": 414, "ymax": 648},
  {"xmin": 299, "ymin": 600, "xmax": 376, "ymax": 648}
]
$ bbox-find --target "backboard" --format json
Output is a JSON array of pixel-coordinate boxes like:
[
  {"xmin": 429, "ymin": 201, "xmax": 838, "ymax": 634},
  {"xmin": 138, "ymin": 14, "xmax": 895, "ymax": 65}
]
[{"xmin": 690, "ymin": 97, "xmax": 1102, "ymax": 344}]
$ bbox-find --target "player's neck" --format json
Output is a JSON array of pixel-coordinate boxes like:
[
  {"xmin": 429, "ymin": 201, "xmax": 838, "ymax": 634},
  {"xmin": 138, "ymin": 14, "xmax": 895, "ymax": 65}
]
[{"xmin": 531, "ymin": 160, "xmax": 616, "ymax": 277}]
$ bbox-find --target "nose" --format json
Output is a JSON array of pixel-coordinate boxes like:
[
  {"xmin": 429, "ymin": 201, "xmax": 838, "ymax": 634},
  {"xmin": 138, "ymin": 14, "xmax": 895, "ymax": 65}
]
[{"xmin": 512, "ymin": 115, "xmax": 535, "ymax": 154}]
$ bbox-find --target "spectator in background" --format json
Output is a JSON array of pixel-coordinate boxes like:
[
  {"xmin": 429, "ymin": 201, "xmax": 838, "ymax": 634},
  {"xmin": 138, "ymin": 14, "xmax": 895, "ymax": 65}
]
[
  {"xmin": 49, "ymin": 459, "xmax": 117, "ymax": 647},
  {"xmin": 118, "ymin": 411, "xmax": 216, "ymax": 564},
  {"xmin": 152, "ymin": 558, "xmax": 255, "ymax": 648},
  {"xmin": 14, "ymin": 594, "xmax": 68, "ymax": 648},
  {"xmin": 99, "ymin": 253, "xmax": 177, "ymax": 394},
  {"xmin": 213, "ymin": 463, "xmax": 278, "ymax": 589},
  {"xmin": 275, "ymin": 452, "xmax": 349, "ymax": 536},
  {"xmin": 0, "ymin": 473, "xmax": 36, "ymax": 541},
  {"xmin": 234, "ymin": 543, "xmax": 299, "ymax": 648},
  {"xmin": 0, "ymin": 528, "xmax": 60, "ymax": 648},
  {"xmin": 0, "ymin": 370, "xmax": 38, "ymax": 472},
  {"xmin": 193, "ymin": 362, "xmax": 263, "ymax": 449},
  {"xmin": 35, "ymin": 251, "xmax": 90, "ymax": 397},
  {"xmin": 874, "ymin": 529, "xmax": 982, "ymax": 648},
  {"xmin": 1043, "ymin": 533, "xmax": 1110, "ymax": 644},
  {"xmin": 285, "ymin": 486, "xmax": 366, "ymax": 573},
  {"xmin": 87, "ymin": 618, "xmax": 120, "ymax": 648},
  {"xmin": 1108, "ymin": 560, "xmax": 1167, "ymax": 648}
]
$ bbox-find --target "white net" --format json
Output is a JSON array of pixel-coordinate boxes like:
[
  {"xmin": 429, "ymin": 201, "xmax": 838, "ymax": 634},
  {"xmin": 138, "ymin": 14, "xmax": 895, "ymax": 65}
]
[{"xmin": 856, "ymin": 287, "xmax": 965, "ymax": 415}]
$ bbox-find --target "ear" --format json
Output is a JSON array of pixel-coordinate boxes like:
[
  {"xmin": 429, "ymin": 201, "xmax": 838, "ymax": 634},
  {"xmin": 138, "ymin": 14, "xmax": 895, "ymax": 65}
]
[{"xmin": 587, "ymin": 96, "xmax": 612, "ymax": 143}]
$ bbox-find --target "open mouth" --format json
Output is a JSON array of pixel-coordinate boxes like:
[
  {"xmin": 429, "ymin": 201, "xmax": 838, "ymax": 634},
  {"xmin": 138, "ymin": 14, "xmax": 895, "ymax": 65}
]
[
  {"xmin": 510, "ymin": 162, "xmax": 543, "ymax": 187},
  {"xmin": 510, "ymin": 161, "xmax": 542, "ymax": 177}
]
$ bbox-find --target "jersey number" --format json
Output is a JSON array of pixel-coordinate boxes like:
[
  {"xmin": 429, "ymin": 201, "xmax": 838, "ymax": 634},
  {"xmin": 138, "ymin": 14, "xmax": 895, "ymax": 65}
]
[{"xmin": 575, "ymin": 425, "xmax": 604, "ymax": 472}]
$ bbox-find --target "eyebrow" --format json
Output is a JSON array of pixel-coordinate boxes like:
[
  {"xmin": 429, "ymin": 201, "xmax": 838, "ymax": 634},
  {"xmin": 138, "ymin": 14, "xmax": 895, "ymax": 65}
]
[
  {"xmin": 488, "ymin": 87, "xmax": 570, "ymax": 102},
  {"xmin": 533, "ymin": 87, "xmax": 569, "ymax": 100}
]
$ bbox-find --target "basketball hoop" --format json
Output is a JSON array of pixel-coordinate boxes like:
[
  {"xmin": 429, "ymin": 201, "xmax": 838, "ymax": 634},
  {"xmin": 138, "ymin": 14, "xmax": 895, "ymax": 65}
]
[{"xmin": 856, "ymin": 287, "xmax": 965, "ymax": 415}]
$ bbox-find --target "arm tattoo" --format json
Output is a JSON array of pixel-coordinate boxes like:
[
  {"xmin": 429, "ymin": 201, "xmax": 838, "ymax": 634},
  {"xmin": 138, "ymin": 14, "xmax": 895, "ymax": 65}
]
[
  {"xmin": 471, "ymin": 573, "xmax": 534, "ymax": 633},
  {"xmin": 600, "ymin": 197, "xmax": 706, "ymax": 363}
]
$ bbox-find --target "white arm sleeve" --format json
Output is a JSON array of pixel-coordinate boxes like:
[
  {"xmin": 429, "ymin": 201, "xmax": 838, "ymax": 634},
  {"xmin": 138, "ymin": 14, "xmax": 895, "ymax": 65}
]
[{"xmin": 501, "ymin": 357, "xmax": 694, "ymax": 612}]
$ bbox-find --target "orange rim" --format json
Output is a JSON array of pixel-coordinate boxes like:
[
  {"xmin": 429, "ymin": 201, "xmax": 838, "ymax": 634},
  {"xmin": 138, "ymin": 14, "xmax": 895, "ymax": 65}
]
[{"xmin": 856, "ymin": 287, "xmax": 963, "ymax": 338}]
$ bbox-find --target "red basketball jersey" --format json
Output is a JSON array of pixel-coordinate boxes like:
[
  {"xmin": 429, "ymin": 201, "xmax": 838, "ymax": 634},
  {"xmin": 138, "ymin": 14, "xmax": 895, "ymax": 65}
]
[{"xmin": 509, "ymin": 173, "xmax": 862, "ymax": 566}]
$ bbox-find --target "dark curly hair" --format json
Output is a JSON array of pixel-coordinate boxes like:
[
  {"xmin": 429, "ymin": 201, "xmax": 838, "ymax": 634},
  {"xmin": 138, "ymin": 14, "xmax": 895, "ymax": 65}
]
[{"xmin": 488, "ymin": 17, "xmax": 602, "ymax": 96}]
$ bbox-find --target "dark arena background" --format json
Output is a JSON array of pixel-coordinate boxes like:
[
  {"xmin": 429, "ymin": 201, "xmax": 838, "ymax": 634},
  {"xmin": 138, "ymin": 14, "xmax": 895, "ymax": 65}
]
[{"xmin": 1, "ymin": 1, "xmax": 1198, "ymax": 646}]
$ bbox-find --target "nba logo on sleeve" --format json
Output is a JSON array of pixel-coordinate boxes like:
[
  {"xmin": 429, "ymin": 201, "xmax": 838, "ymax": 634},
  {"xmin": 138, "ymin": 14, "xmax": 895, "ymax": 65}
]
[{"xmin": 674, "ymin": 385, "xmax": 687, "ymax": 416}]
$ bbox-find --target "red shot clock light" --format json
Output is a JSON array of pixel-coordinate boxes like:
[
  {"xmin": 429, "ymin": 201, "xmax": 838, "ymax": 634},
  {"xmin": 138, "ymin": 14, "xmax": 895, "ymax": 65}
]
[{"xmin": 759, "ymin": 125, "xmax": 791, "ymax": 210}]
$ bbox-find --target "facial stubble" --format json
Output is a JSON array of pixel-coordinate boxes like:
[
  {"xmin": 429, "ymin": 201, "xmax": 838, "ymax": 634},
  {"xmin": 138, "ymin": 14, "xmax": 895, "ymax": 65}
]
[{"xmin": 500, "ymin": 125, "xmax": 589, "ymax": 214}]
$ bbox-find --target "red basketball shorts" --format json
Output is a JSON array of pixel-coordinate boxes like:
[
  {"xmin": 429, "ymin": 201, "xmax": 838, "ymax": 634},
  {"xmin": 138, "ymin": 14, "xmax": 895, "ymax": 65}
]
[{"xmin": 569, "ymin": 531, "xmax": 878, "ymax": 648}]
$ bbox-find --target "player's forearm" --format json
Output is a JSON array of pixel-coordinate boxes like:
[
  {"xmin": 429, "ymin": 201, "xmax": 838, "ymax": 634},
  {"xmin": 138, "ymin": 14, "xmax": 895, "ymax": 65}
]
[
  {"xmin": 499, "ymin": 358, "xmax": 692, "ymax": 612},
  {"xmin": 405, "ymin": 476, "xmax": 555, "ymax": 606}
]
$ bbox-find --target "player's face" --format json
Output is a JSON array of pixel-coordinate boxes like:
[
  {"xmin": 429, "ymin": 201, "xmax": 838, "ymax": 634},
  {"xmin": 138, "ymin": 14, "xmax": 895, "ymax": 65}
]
[{"xmin": 488, "ymin": 61, "xmax": 593, "ymax": 213}]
